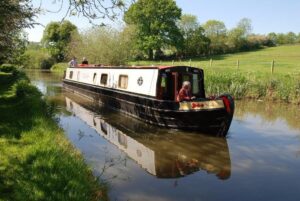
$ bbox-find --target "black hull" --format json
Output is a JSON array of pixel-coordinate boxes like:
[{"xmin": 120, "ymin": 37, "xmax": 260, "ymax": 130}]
[{"xmin": 63, "ymin": 79, "xmax": 234, "ymax": 136}]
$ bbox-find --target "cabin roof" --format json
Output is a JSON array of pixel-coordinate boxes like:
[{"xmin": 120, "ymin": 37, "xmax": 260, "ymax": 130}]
[{"xmin": 74, "ymin": 64, "xmax": 198, "ymax": 70}]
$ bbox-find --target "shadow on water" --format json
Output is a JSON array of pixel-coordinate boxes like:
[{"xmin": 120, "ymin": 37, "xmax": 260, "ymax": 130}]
[{"xmin": 64, "ymin": 92, "xmax": 231, "ymax": 180}]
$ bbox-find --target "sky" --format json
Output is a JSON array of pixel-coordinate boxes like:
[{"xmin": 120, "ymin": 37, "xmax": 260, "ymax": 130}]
[{"xmin": 26, "ymin": 0, "xmax": 300, "ymax": 42}]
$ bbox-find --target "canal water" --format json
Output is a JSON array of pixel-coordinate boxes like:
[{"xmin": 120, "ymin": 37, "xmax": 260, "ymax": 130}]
[{"xmin": 27, "ymin": 70, "xmax": 300, "ymax": 201}]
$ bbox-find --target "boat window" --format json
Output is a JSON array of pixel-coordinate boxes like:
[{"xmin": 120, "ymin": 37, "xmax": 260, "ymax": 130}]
[
  {"xmin": 100, "ymin": 74, "xmax": 108, "ymax": 85},
  {"xmin": 161, "ymin": 74, "xmax": 167, "ymax": 88},
  {"xmin": 118, "ymin": 132, "xmax": 127, "ymax": 148},
  {"xmin": 158, "ymin": 73, "xmax": 175, "ymax": 100},
  {"xmin": 182, "ymin": 74, "xmax": 190, "ymax": 82},
  {"xmin": 100, "ymin": 122, "xmax": 107, "ymax": 135},
  {"xmin": 77, "ymin": 71, "xmax": 80, "ymax": 81},
  {"xmin": 192, "ymin": 74, "xmax": 199, "ymax": 94},
  {"xmin": 93, "ymin": 73, "xmax": 97, "ymax": 84},
  {"xmin": 118, "ymin": 75, "xmax": 128, "ymax": 89},
  {"xmin": 93, "ymin": 118, "xmax": 97, "ymax": 126},
  {"xmin": 69, "ymin": 71, "xmax": 73, "ymax": 79},
  {"xmin": 159, "ymin": 74, "xmax": 168, "ymax": 98}
]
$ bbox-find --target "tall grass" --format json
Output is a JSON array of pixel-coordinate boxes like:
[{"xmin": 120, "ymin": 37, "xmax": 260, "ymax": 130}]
[
  {"xmin": 205, "ymin": 71, "xmax": 300, "ymax": 104},
  {"xmin": 0, "ymin": 69, "xmax": 107, "ymax": 201}
]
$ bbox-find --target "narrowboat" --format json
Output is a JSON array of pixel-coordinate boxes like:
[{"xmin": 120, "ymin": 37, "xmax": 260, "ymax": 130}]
[
  {"xmin": 65, "ymin": 94, "xmax": 231, "ymax": 179},
  {"xmin": 63, "ymin": 65, "xmax": 234, "ymax": 136}
]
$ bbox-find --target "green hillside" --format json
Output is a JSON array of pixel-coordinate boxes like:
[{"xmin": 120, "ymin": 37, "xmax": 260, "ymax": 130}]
[{"xmin": 133, "ymin": 45, "xmax": 300, "ymax": 75}]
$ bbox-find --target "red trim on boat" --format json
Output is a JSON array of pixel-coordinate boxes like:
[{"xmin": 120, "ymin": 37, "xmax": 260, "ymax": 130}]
[{"xmin": 221, "ymin": 96, "xmax": 231, "ymax": 114}]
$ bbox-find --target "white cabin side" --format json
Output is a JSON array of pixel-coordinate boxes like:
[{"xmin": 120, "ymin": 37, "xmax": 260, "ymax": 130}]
[{"xmin": 65, "ymin": 67, "xmax": 159, "ymax": 97}]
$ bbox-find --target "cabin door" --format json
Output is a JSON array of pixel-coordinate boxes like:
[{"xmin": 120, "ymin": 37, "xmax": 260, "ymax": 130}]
[
  {"xmin": 158, "ymin": 72, "xmax": 178, "ymax": 101},
  {"xmin": 172, "ymin": 72, "xmax": 178, "ymax": 101}
]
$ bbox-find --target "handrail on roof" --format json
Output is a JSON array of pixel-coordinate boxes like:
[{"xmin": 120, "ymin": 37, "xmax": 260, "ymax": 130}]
[{"xmin": 71, "ymin": 64, "xmax": 199, "ymax": 70}]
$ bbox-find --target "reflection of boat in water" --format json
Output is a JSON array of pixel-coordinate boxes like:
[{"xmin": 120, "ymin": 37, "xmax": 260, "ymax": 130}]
[
  {"xmin": 65, "ymin": 93, "xmax": 231, "ymax": 180},
  {"xmin": 63, "ymin": 65, "xmax": 234, "ymax": 136}
]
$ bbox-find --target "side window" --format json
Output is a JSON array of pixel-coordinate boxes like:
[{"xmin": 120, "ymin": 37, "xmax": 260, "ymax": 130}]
[
  {"xmin": 192, "ymin": 74, "xmax": 199, "ymax": 94},
  {"xmin": 118, "ymin": 132, "xmax": 127, "ymax": 148},
  {"xmin": 100, "ymin": 122, "xmax": 107, "ymax": 135},
  {"xmin": 183, "ymin": 75, "xmax": 190, "ymax": 82},
  {"xmin": 161, "ymin": 74, "xmax": 167, "ymax": 88},
  {"xmin": 158, "ymin": 73, "xmax": 174, "ymax": 100},
  {"xmin": 69, "ymin": 71, "xmax": 73, "ymax": 79},
  {"xmin": 118, "ymin": 75, "xmax": 128, "ymax": 89},
  {"xmin": 160, "ymin": 74, "xmax": 168, "ymax": 96},
  {"xmin": 77, "ymin": 71, "xmax": 80, "ymax": 81},
  {"xmin": 93, "ymin": 73, "xmax": 97, "ymax": 84},
  {"xmin": 100, "ymin": 74, "xmax": 108, "ymax": 85}
]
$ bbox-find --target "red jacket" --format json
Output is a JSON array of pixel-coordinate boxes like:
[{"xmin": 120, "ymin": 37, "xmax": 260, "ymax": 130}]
[{"xmin": 177, "ymin": 88, "xmax": 192, "ymax": 102}]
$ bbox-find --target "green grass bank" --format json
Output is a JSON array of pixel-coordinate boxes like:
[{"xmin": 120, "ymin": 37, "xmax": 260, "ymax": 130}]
[{"xmin": 0, "ymin": 67, "xmax": 107, "ymax": 201}]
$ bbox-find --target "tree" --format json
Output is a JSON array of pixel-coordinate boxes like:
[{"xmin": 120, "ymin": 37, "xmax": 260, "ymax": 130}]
[
  {"xmin": 227, "ymin": 28, "xmax": 246, "ymax": 51},
  {"xmin": 203, "ymin": 20, "xmax": 227, "ymax": 54},
  {"xmin": 227, "ymin": 18, "xmax": 252, "ymax": 52},
  {"xmin": 178, "ymin": 14, "xmax": 210, "ymax": 57},
  {"xmin": 124, "ymin": 0, "xmax": 183, "ymax": 60},
  {"xmin": 297, "ymin": 33, "xmax": 300, "ymax": 43},
  {"xmin": 286, "ymin": 32, "xmax": 297, "ymax": 44},
  {"xmin": 68, "ymin": 26, "xmax": 135, "ymax": 65},
  {"xmin": 0, "ymin": 0, "xmax": 127, "ymax": 64},
  {"xmin": 236, "ymin": 18, "xmax": 252, "ymax": 38},
  {"xmin": 268, "ymin": 32, "xmax": 278, "ymax": 45},
  {"xmin": 178, "ymin": 14, "xmax": 199, "ymax": 37},
  {"xmin": 0, "ymin": 0, "xmax": 36, "ymax": 64},
  {"xmin": 42, "ymin": 21, "xmax": 78, "ymax": 62},
  {"xmin": 276, "ymin": 33, "xmax": 285, "ymax": 44},
  {"xmin": 43, "ymin": 0, "xmax": 126, "ymax": 25},
  {"xmin": 186, "ymin": 27, "xmax": 210, "ymax": 57}
]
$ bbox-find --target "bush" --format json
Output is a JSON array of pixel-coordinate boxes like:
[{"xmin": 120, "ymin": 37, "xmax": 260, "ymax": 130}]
[
  {"xmin": 40, "ymin": 57, "xmax": 55, "ymax": 69},
  {"xmin": 15, "ymin": 80, "xmax": 42, "ymax": 98},
  {"xmin": 51, "ymin": 62, "xmax": 68, "ymax": 71},
  {"xmin": 22, "ymin": 49, "xmax": 53, "ymax": 69},
  {"xmin": 0, "ymin": 64, "xmax": 17, "ymax": 73}
]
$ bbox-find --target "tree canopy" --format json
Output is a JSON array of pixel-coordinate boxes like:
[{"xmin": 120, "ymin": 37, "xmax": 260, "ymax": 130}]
[
  {"xmin": 42, "ymin": 21, "xmax": 78, "ymax": 62},
  {"xmin": 46, "ymin": 0, "xmax": 126, "ymax": 25},
  {"xmin": 178, "ymin": 14, "xmax": 210, "ymax": 57},
  {"xmin": 0, "ymin": 0, "xmax": 126, "ymax": 64},
  {"xmin": 203, "ymin": 20, "xmax": 227, "ymax": 54},
  {"xmin": 227, "ymin": 18, "xmax": 253, "ymax": 51},
  {"xmin": 124, "ymin": 0, "xmax": 183, "ymax": 59},
  {"xmin": 0, "ymin": 0, "xmax": 36, "ymax": 64},
  {"xmin": 68, "ymin": 26, "xmax": 135, "ymax": 65},
  {"xmin": 2, "ymin": 0, "xmax": 299, "ymax": 65},
  {"xmin": 178, "ymin": 14, "xmax": 199, "ymax": 37}
]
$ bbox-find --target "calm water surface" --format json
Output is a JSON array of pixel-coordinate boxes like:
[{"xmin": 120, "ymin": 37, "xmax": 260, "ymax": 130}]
[{"xmin": 27, "ymin": 70, "xmax": 300, "ymax": 201}]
